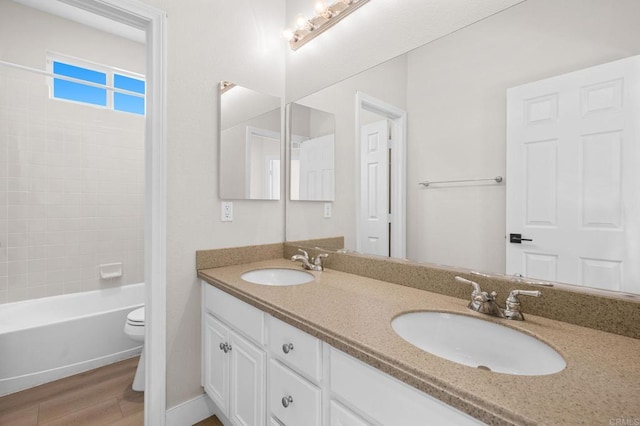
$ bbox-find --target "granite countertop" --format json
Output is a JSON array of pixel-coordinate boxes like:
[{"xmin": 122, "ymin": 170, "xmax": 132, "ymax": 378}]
[{"xmin": 198, "ymin": 258, "xmax": 640, "ymax": 425}]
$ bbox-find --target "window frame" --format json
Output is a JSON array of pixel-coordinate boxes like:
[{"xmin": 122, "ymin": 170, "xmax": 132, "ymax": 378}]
[{"xmin": 46, "ymin": 53, "xmax": 146, "ymax": 115}]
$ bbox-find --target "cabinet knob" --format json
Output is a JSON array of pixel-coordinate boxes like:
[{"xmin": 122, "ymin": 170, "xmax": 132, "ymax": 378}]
[
  {"xmin": 219, "ymin": 342, "xmax": 231, "ymax": 353},
  {"xmin": 281, "ymin": 395, "xmax": 293, "ymax": 408},
  {"xmin": 282, "ymin": 343, "xmax": 294, "ymax": 354}
]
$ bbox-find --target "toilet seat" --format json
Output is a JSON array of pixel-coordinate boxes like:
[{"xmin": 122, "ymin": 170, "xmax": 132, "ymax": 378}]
[
  {"xmin": 124, "ymin": 307, "xmax": 145, "ymax": 342},
  {"xmin": 123, "ymin": 305, "xmax": 146, "ymax": 392},
  {"xmin": 126, "ymin": 307, "xmax": 145, "ymax": 325}
]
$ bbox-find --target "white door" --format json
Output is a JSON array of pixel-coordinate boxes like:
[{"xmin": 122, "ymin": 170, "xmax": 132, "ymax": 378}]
[
  {"xmin": 203, "ymin": 314, "xmax": 230, "ymax": 416},
  {"xmin": 299, "ymin": 134, "xmax": 335, "ymax": 200},
  {"xmin": 506, "ymin": 55, "xmax": 640, "ymax": 294},
  {"xmin": 359, "ymin": 120, "xmax": 390, "ymax": 257},
  {"xmin": 229, "ymin": 330, "xmax": 266, "ymax": 426}
]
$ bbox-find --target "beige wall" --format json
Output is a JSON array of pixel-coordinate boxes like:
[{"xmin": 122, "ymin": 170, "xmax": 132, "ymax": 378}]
[{"xmin": 137, "ymin": 0, "xmax": 286, "ymax": 408}]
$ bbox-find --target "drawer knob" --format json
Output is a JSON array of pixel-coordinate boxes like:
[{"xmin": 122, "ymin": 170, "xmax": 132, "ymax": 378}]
[
  {"xmin": 281, "ymin": 395, "xmax": 293, "ymax": 408},
  {"xmin": 282, "ymin": 343, "xmax": 294, "ymax": 354},
  {"xmin": 219, "ymin": 342, "xmax": 231, "ymax": 353}
]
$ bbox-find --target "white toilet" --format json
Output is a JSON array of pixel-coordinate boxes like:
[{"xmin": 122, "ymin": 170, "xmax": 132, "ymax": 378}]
[{"xmin": 124, "ymin": 306, "xmax": 145, "ymax": 392}]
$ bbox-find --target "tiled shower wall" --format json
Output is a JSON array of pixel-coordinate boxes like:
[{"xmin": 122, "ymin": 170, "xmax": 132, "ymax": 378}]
[{"xmin": 0, "ymin": 66, "xmax": 144, "ymax": 304}]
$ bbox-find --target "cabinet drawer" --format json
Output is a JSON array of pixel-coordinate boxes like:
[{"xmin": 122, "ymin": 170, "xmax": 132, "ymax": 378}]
[
  {"xmin": 269, "ymin": 360, "xmax": 321, "ymax": 426},
  {"xmin": 203, "ymin": 282, "xmax": 265, "ymax": 345},
  {"xmin": 269, "ymin": 316, "xmax": 322, "ymax": 383},
  {"xmin": 330, "ymin": 348, "xmax": 483, "ymax": 426}
]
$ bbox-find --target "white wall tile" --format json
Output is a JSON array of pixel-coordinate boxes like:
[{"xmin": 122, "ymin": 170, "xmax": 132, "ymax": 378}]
[
  {"xmin": 8, "ymin": 232, "xmax": 27, "ymax": 247},
  {"xmin": 28, "ymin": 271, "xmax": 47, "ymax": 286},
  {"xmin": 8, "ymin": 246, "xmax": 27, "ymax": 261},
  {"xmin": 8, "ymin": 287, "xmax": 28, "ymax": 302},
  {"xmin": 28, "ymin": 246, "xmax": 47, "ymax": 260},
  {"xmin": 27, "ymin": 285, "xmax": 47, "ymax": 299},
  {"xmin": 8, "ymin": 219, "xmax": 27, "ymax": 233},
  {"xmin": 8, "ymin": 273, "xmax": 26, "ymax": 289}
]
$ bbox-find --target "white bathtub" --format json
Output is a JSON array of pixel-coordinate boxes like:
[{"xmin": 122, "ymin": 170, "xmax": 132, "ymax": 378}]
[{"xmin": 0, "ymin": 283, "xmax": 144, "ymax": 396}]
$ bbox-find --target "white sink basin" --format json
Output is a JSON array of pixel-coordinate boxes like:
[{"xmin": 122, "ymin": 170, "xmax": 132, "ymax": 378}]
[
  {"xmin": 241, "ymin": 268, "xmax": 314, "ymax": 286},
  {"xmin": 391, "ymin": 312, "xmax": 565, "ymax": 376}
]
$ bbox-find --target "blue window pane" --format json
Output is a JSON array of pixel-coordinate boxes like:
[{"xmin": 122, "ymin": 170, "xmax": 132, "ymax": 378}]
[
  {"xmin": 114, "ymin": 74, "xmax": 145, "ymax": 94},
  {"xmin": 53, "ymin": 61, "xmax": 107, "ymax": 107},
  {"xmin": 53, "ymin": 61, "xmax": 106, "ymax": 84},
  {"xmin": 53, "ymin": 78, "xmax": 107, "ymax": 106},
  {"xmin": 114, "ymin": 93, "xmax": 145, "ymax": 115}
]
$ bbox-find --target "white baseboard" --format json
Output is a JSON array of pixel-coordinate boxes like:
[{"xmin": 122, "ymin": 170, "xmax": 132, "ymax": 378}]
[{"xmin": 165, "ymin": 393, "xmax": 216, "ymax": 426}]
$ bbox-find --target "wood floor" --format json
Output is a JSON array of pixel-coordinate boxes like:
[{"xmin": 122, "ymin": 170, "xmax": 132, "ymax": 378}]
[
  {"xmin": 193, "ymin": 416, "xmax": 223, "ymax": 426},
  {"xmin": 0, "ymin": 357, "xmax": 224, "ymax": 426},
  {"xmin": 0, "ymin": 357, "xmax": 144, "ymax": 425}
]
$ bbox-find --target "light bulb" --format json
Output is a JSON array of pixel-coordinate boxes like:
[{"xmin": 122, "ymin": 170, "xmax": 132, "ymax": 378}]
[
  {"xmin": 315, "ymin": 0, "xmax": 333, "ymax": 18},
  {"xmin": 295, "ymin": 14, "xmax": 309, "ymax": 30},
  {"xmin": 282, "ymin": 28, "xmax": 295, "ymax": 41}
]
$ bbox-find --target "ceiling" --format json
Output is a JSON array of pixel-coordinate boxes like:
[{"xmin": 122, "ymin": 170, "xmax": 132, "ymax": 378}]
[{"xmin": 11, "ymin": 0, "xmax": 145, "ymax": 43}]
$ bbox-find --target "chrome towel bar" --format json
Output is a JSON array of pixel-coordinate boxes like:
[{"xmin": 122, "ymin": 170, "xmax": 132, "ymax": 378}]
[{"xmin": 419, "ymin": 176, "xmax": 503, "ymax": 187}]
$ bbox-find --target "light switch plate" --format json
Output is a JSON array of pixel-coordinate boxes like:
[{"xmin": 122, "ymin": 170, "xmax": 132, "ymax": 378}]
[
  {"xmin": 221, "ymin": 201, "xmax": 233, "ymax": 222},
  {"xmin": 324, "ymin": 202, "xmax": 332, "ymax": 218}
]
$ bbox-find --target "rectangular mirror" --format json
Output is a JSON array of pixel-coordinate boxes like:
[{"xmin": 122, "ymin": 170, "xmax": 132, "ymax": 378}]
[
  {"xmin": 219, "ymin": 82, "xmax": 282, "ymax": 200},
  {"xmin": 289, "ymin": 103, "xmax": 335, "ymax": 201},
  {"xmin": 285, "ymin": 0, "xmax": 640, "ymax": 297}
]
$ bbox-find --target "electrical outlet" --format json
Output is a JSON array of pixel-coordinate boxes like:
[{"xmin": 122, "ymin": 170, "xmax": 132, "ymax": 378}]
[
  {"xmin": 324, "ymin": 202, "xmax": 332, "ymax": 218},
  {"xmin": 221, "ymin": 201, "xmax": 233, "ymax": 222}
]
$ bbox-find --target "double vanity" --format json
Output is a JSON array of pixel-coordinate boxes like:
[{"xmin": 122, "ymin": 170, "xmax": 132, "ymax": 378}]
[{"xmin": 198, "ymin": 246, "xmax": 640, "ymax": 425}]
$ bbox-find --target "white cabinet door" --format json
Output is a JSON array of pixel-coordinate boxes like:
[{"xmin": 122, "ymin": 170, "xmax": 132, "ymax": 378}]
[
  {"xmin": 330, "ymin": 348, "xmax": 483, "ymax": 425},
  {"xmin": 229, "ymin": 330, "xmax": 266, "ymax": 426},
  {"xmin": 330, "ymin": 400, "xmax": 371, "ymax": 426},
  {"xmin": 204, "ymin": 314, "xmax": 230, "ymax": 417}
]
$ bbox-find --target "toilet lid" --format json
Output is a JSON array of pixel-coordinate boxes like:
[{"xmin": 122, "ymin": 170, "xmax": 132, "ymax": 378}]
[{"xmin": 127, "ymin": 307, "xmax": 145, "ymax": 324}]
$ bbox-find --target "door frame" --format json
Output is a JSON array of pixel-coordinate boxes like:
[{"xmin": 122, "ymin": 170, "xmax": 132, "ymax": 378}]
[
  {"xmin": 62, "ymin": 1, "xmax": 167, "ymax": 424},
  {"xmin": 245, "ymin": 126, "xmax": 280, "ymax": 198},
  {"xmin": 355, "ymin": 91, "xmax": 406, "ymax": 258}
]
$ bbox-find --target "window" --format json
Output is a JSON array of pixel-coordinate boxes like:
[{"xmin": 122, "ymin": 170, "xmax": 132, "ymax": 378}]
[
  {"xmin": 114, "ymin": 74, "xmax": 145, "ymax": 115},
  {"xmin": 49, "ymin": 55, "xmax": 145, "ymax": 115}
]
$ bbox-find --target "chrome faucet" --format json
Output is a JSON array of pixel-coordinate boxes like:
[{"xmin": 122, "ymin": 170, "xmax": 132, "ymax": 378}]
[
  {"xmin": 455, "ymin": 276, "xmax": 541, "ymax": 321},
  {"xmin": 503, "ymin": 289, "xmax": 542, "ymax": 320},
  {"xmin": 455, "ymin": 276, "xmax": 504, "ymax": 318},
  {"xmin": 291, "ymin": 249, "xmax": 328, "ymax": 271}
]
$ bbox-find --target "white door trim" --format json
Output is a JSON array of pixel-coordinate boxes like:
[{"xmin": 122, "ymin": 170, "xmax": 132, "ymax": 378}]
[
  {"xmin": 62, "ymin": 1, "xmax": 168, "ymax": 425},
  {"xmin": 355, "ymin": 91, "xmax": 407, "ymax": 258},
  {"xmin": 246, "ymin": 126, "xmax": 281, "ymax": 198}
]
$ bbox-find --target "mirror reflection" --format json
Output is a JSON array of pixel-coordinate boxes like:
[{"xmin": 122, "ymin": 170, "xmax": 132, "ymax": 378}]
[
  {"xmin": 285, "ymin": 0, "xmax": 640, "ymax": 295},
  {"xmin": 219, "ymin": 82, "xmax": 281, "ymax": 200},
  {"xmin": 289, "ymin": 103, "xmax": 335, "ymax": 201}
]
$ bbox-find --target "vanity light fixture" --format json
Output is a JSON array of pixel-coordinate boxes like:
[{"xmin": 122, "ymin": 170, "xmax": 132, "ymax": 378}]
[
  {"xmin": 219, "ymin": 80, "xmax": 235, "ymax": 94},
  {"xmin": 282, "ymin": 0, "xmax": 370, "ymax": 51}
]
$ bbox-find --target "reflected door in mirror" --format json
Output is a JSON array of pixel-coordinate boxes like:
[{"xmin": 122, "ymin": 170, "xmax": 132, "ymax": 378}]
[
  {"xmin": 219, "ymin": 83, "xmax": 282, "ymax": 200},
  {"xmin": 506, "ymin": 55, "xmax": 640, "ymax": 294},
  {"xmin": 289, "ymin": 103, "xmax": 336, "ymax": 201}
]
